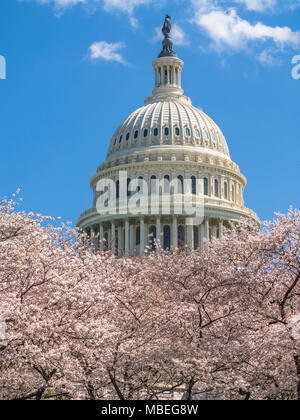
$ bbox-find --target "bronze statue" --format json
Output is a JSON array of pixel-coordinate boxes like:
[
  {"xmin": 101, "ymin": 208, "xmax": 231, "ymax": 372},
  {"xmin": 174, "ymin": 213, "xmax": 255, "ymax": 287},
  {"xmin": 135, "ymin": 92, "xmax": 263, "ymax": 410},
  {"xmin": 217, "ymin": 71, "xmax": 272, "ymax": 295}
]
[
  {"xmin": 158, "ymin": 15, "xmax": 177, "ymax": 58},
  {"xmin": 162, "ymin": 15, "xmax": 171, "ymax": 38}
]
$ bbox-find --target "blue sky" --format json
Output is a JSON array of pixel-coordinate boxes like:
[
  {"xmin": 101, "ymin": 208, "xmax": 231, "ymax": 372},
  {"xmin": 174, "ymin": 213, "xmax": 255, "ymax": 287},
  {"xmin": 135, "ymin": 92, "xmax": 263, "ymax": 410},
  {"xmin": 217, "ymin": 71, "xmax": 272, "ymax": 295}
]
[{"xmin": 0, "ymin": 0, "xmax": 299, "ymax": 224}]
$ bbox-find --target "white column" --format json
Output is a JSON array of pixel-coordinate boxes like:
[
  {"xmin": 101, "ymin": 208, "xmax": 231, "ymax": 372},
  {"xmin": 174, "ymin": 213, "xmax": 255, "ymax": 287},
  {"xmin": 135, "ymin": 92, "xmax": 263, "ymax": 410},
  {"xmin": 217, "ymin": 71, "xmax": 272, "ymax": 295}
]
[
  {"xmin": 90, "ymin": 225, "xmax": 96, "ymax": 251},
  {"xmin": 212, "ymin": 224, "xmax": 217, "ymax": 239},
  {"xmin": 99, "ymin": 223, "xmax": 104, "ymax": 251},
  {"xmin": 187, "ymin": 224, "xmax": 194, "ymax": 250},
  {"xmin": 111, "ymin": 222, "xmax": 116, "ymax": 255},
  {"xmin": 129, "ymin": 224, "xmax": 134, "ymax": 256},
  {"xmin": 156, "ymin": 217, "xmax": 161, "ymax": 247},
  {"xmin": 204, "ymin": 219, "xmax": 209, "ymax": 247},
  {"xmin": 117, "ymin": 225, "xmax": 122, "ymax": 257},
  {"xmin": 172, "ymin": 217, "xmax": 178, "ymax": 248},
  {"xmin": 125, "ymin": 219, "xmax": 129, "ymax": 257},
  {"xmin": 140, "ymin": 217, "xmax": 145, "ymax": 255},
  {"xmin": 219, "ymin": 219, "xmax": 223, "ymax": 238}
]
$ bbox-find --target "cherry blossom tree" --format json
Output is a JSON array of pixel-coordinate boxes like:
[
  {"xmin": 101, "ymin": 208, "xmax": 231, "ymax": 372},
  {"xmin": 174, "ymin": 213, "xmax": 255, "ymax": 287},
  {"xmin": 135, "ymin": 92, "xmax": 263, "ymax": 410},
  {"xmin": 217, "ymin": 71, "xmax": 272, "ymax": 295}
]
[{"xmin": 0, "ymin": 193, "xmax": 299, "ymax": 400}]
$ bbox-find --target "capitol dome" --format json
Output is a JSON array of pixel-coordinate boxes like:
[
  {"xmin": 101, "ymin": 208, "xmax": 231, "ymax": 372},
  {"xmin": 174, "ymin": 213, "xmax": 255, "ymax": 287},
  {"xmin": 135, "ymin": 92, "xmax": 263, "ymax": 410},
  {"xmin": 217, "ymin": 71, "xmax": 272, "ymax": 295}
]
[{"xmin": 77, "ymin": 16, "xmax": 258, "ymax": 256}]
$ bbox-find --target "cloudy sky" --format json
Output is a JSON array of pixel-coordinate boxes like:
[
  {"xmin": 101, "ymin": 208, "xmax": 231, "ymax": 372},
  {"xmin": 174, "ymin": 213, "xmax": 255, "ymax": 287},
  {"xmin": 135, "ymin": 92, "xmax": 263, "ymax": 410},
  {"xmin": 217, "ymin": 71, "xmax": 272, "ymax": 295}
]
[{"xmin": 0, "ymin": 0, "xmax": 299, "ymax": 222}]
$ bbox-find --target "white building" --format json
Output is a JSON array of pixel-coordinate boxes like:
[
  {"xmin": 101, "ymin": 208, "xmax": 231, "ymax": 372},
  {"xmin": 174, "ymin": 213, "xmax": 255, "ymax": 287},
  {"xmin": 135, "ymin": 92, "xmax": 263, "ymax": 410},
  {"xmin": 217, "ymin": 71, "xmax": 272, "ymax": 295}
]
[{"xmin": 77, "ymin": 16, "xmax": 258, "ymax": 256}]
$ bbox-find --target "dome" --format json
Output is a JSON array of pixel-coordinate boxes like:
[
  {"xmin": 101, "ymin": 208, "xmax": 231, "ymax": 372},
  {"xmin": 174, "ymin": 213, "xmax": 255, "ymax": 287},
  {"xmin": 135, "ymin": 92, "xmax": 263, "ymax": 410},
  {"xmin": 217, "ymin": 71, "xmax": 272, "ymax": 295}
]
[
  {"xmin": 77, "ymin": 15, "xmax": 259, "ymax": 257},
  {"xmin": 106, "ymin": 98, "xmax": 230, "ymax": 161}
]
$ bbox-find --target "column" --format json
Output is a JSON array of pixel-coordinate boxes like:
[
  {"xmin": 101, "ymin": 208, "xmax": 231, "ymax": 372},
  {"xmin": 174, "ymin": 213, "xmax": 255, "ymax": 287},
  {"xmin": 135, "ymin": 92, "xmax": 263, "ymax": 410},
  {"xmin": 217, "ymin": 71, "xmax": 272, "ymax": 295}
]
[
  {"xmin": 111, "ymin": 222, "xmax": 116, "ymax": 255},
  {"xmin": 203, "ymin": 219, "xmax": 209, "ymax": 248},
  {"xmin": 212, "ymin": 224, "xmax": 217, "ymax": 239},
  {"xmin": 155, "ymin": 68, "xmax": 159, "ymax": 88},
  {"xmin": 99, "ymin": 223, "xmax": 104, "ymax": 251},
  {"xmin": 140, "ymin": 217, "xmax": 145, "ymax": 255},
  {"xmin": 156, "ymin": 217, "xmax": 161, "ymax": 247},
  {"xmin": 90, "ymin": 225, "xmax": 96, "ymax": 251},
  {"xmin": 200, "ymin": 224, "xmax": 204, "ymax": 249},
  {"xmin": 172, "ymin": 217, "xmax": 178, "ymax": 249},
  {"xmin": 172, "ymin": 67, "xmax": 175, "ymax": 85},
  {"xmin": 124, "ymin": 219, "xmax": 130, "ymax": 257},
  {"xmin": 187, "ymin": 224, "xmax": 194, "ymax": 250},
  {"xmin": 219, "ymin": 219, "xmax": 223, "ymax": 238},
  {"xmin": 117, "ymin": 225, "xmax": 122, "ymax": 257},
  {"xmin": 129, "ymin": 223, "xmax": 134, "ymax": 256}
]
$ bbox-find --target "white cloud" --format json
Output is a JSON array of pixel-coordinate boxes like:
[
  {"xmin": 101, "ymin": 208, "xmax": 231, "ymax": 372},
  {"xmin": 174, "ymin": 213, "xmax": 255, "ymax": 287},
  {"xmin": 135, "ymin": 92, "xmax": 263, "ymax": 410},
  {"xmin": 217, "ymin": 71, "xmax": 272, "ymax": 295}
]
[
  {"xmin": 233, "ymin": 0, "xmax": 277, "ymax": 11},
  {"xmin": 154, "ymin": 23, "xmax": 190, "ymax": 47},
  {"xmin": 192, "ymin": 3, "xmax": 300, "ymax": 51},
  {"xmin": 258, "ymin": 48, "xmax": 276, "ymax": 65},
  {"xmin": 88, "ymin": 41, "xmax": 126, "ymax": 64},
  {"xmin": 19, "ymin": 0, "xmax": 87, "ymax": 8},
  {"xmin": 103, "ymin": 0, "xmax": 152, "ymax": 27}
]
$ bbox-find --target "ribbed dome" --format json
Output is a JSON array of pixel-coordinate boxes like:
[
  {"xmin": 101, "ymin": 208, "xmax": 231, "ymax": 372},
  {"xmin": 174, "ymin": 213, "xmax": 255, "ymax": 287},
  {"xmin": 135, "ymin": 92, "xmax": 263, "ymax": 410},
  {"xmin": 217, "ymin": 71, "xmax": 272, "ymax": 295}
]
[{"xmin": 106, "ymin": 98, "xmax": 230, "ymax": 161}]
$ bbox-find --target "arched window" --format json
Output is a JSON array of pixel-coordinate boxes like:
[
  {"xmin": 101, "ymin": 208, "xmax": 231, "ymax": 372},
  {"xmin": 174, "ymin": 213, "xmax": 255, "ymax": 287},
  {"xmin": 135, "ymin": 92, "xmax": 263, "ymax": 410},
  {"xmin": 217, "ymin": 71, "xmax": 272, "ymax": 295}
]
[
  {"xmin": 134, "ymin": 130, "xmax": 139, "ymax": 139},
  {"xmin": 193, "ymin": 226, "xmax": 199, "ymax": 250},
  {"xmin": 127, "ymin": 178, "xmax": 131, "ymax": 197},
  {"xmin": 177, "ymin": 175, "xmax": 183, "ymax": 194},
  {"xmin": 204, "ymin": 130, "xmax": 209, "ymax": 140},
  {"xmin": 163, "ymin": 226, "xmax": 171, "ymax": 250},
  {"xmin": 186, "ymin": 127, "xmax": 191, "ymax": 137},
  {"xmin": 204, "ymin": 177, "xmax": 208, "ymax": 196},
  {"xmin": 119, "ymin": 135, "xmax": 123, "ymax": 143},
  {"xmin": 150, "ymin": 175, "xmax": 157, "ymax": 194},
  {"xmin": 126, "ymin": 133, "xmax": 130, "ymax": 141},
  {"xmin": 164, "ymin": 127, "xmax": 169, "ymax": 136},
  {"xmin": 224, "ymin": 182, "xmax": 228, "ymax": 200},
  {"xmin": 164, "ymin": 175, "xmax": 170, "ymax": 194},
  {"xmin": 143, "ymin": 129, "xmax": 148, "ymax": 138},
  {"xmin": 195, "ymin": 129, "xmax": 200, "ymax": 137},
  {"xmin": 191, "ymin": 176, "xmax": 197, "ymax": 195},
  {"xmin": 136, "ymin": 227, "xmax": 140, "ymax": 246},
  {"xmin": 149, "ymin": 226, "xmax": 157, "ymax": 251},
  {"xmin": 154, "ymin": 128, "xmax": 159, "ymax": 136},
  {"xmin": 217, "ymin": 133, "xmax": 222, "ymax": 145},
  {"xmin": 214, "ymin": 179, "xmax": 219, "ymax": 197},
  {"xmin": 116, "ymin": 180, "xmax": 120, "ymax": 200},
  {"xmin": 211, "ymin": 133, "xmax": 216, "ymax": 143},
  {"xmin": 138, "ymin": 176, "xmax": 144, "ymax": 193},
  {"xmin": 175, "ymin": 127, "xmax": 180, "ymax": 136},
  {"xmin": 114, "ymin": 138, "xmax": 117, "ymax": 146},
  {"xmin": 178, "ymin": 226, "xmax": 185, "ymax": 248}
]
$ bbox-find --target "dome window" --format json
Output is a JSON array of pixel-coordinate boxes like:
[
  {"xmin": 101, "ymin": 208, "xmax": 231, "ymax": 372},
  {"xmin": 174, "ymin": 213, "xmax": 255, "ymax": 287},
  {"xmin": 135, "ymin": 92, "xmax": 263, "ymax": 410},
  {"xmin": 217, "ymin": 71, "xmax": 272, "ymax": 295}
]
[
  {"xmin": 217, "ymin": 133, "xmax": 222, "ymax": 145},
  {"xmin": 204, "ymin": 130, "xmax": 209, "ymax": 140},
  {"xmin": 211, "ymin": 133, "xmax": 216, "ymax": 143},
  {"xmin": 114, "ymin": 138, "xmax": 117, "ymax": 146},
  {"xmin": 164, "ymin": 127, "xmax": 169, "ymax": 136},
  {"xmin": 185, "ymin": 128, "xmax": 191, "ymax": 137},
  {"xmin": 195, "ymin": 129, "xmax": 200, "ymax": 137},
  {"xmin": 203, "ymin": 177, "xmax": 208, "ymax": 196},
  {"xmin": 154, "ymin": 128, "xmax": 159, "ymax": 136},
  {"xmin": 143, "ymin": 129, "xmax": 148, "ymax": 138},
  {"xmin": 134, "ymin": 130, "xmax": 139, "ymax": 139},
  {"xmin": 175, "ymin": 127, "xmax": 180, "ymax": 136},
  {"xmin": 126, "ymin": 133, "xmax": 130, "ymax": 141},
  {"xmin": 214, "ymin": 179, "xmax": 219, "ymax": 197},
  {"xmin": 119, "ymin": 135, "xmax": 123, "ymax": 143}
]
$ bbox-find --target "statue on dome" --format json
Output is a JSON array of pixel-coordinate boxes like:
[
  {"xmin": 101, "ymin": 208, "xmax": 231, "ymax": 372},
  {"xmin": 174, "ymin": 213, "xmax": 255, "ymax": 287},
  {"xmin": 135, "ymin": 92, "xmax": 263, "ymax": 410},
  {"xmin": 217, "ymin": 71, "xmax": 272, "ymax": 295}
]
[
  {"xmin": 162, "ymin": 15, "xmax": 172, "ymax": 37},
  {"xmin": 158, "ymin": 15, "xmax": 177, "ymax": 58}
]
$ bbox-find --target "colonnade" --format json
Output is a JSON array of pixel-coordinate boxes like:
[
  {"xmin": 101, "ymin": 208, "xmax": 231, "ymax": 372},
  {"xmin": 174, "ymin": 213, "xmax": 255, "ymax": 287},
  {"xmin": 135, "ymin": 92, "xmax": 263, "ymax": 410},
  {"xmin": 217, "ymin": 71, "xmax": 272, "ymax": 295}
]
[{"xmin": 87, "ymin": 217, "xmax": 224, "ymax": 257}]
